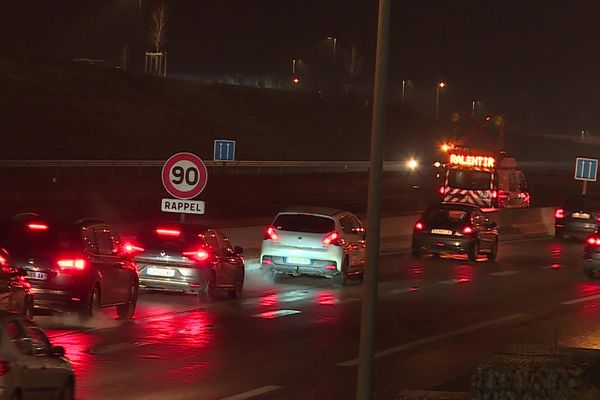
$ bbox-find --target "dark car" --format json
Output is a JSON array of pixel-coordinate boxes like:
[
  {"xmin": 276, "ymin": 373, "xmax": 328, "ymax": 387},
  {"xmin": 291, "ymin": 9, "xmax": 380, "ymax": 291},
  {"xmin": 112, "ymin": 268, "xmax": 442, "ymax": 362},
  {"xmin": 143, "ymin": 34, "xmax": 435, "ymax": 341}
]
[
  {"xmin": 0, "ymin": 249, "xmax": 34, "ymax": 320},
  {"xmin": 554, "ymin": 194, "xmax": 600, "ymax": 240},
  {"xmin": 582, "ymin": 230, "xmax": 600, "ymax": 278},
  {"xmin": 0, "ymin": 215, "xmax": 139, "ymax": 319},
  {"xmin": 411, "ymin": 203, "xmax": 499, "ymax": 261},
  {"xmin": 130, "ymin": 224, "xmax": 245, "ymax": 301}
]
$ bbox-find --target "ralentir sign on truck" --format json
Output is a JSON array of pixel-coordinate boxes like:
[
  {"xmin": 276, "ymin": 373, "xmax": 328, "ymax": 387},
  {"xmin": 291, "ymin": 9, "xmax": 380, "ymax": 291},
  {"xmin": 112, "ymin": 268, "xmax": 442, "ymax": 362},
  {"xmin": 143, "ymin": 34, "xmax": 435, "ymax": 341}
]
[{"xmin": 439, "ymin": 149, "xmax": 530, "ymax": 209}]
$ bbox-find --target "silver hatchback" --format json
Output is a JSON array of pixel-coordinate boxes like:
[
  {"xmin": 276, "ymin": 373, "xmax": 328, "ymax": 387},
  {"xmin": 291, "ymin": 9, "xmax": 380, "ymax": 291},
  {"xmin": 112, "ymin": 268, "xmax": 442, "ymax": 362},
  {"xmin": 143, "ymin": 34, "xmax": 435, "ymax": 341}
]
[{"xmin": 260, "ymin": 207, "xmax": 366, "ymax": 286}]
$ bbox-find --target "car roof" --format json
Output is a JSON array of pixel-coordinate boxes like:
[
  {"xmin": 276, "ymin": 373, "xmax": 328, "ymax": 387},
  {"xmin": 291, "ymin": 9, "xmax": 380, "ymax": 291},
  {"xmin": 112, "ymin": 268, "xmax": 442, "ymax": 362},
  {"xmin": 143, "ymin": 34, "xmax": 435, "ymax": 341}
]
[{"xmin": 277, "ymin": 206, "xmax": 346, "ymax": 218}]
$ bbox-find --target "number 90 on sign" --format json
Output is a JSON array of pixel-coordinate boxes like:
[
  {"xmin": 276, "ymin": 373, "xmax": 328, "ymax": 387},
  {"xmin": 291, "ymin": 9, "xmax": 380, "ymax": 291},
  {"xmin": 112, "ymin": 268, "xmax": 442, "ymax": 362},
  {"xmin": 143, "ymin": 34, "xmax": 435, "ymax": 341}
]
[{"xmin": 162, "ymin": 153, "xmax": 208, "ymax": 200}]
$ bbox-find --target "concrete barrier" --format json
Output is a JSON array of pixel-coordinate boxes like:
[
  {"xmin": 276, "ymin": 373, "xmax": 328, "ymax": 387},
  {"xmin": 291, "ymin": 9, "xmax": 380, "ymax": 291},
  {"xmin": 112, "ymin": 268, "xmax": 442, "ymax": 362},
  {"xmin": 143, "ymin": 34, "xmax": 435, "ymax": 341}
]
[{"xmin": 397, "ymin": 391, "xmax": 472, "ymax": 399}]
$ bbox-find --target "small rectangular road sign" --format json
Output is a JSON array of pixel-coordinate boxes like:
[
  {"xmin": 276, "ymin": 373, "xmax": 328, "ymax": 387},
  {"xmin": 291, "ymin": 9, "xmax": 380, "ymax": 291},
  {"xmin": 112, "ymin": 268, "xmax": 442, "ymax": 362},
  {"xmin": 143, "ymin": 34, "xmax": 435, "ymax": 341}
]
[
  {"xmin": 161, "ymin": 198, "xmax": 205, "ymax": 215},
  {"xmin": 575, "ymin": 157, "xmax": 598, "ymax": 181},
  {"xmin": 214, "ymin": 139, "xmax": 236, "ymax": 161}
]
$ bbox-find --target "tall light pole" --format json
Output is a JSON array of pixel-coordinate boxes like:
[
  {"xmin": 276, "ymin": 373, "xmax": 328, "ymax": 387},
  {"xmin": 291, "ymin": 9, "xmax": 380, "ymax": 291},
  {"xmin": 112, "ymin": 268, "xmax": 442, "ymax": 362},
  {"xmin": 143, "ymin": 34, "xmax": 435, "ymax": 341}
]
[
  {"xmin": 435, "ymin": 81, "xmax": 446, "ymax": 119},
  {"xmin": 471, "ymin": 99, "xmax": 477, "ymax": 119},
  {"xmin": 401, "ymin": 79, "xmax": 407, "ymax": 104},
  {"xmin": 356, "ymin": 0, "xmax": 391, "ymax": 398},
  {"xmin": 327, "ymin": 36, "xmax": 337, "ymax": 66}
]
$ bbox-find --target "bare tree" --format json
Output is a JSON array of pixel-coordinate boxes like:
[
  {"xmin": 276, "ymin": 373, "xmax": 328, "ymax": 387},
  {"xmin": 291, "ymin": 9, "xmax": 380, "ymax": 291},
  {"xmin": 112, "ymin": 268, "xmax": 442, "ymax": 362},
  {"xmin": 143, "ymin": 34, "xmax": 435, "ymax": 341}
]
[
  {"xmin": 149, "ymin": 1, "xmax": 168, "ymax": 52},
  {"xmin": 343, "ymin": 44, "xmax": 364, "ymax": 79}
]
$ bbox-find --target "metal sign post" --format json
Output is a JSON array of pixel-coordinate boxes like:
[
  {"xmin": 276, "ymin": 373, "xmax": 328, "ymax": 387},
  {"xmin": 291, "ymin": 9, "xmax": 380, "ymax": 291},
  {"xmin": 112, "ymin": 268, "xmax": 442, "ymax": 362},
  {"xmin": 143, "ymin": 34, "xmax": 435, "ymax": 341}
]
[
  {"xmin": 574, "ymin": 157, "xmax": 598, "ymax": 195},
  {"xmin": 356, "ymin": 0, "xmax": 391, "ymax": 398}
]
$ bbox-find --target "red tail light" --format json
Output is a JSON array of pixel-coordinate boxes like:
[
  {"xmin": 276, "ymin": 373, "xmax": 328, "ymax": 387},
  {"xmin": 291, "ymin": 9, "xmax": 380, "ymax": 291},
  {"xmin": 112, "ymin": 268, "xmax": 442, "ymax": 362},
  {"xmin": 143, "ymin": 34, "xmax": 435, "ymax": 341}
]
[
  {"xmin": 156, "ymin": 228, "xmax": 181, "ymax": 237},
  {"xmin": 491, "ymin": 190, "xmax": 498, "ymax": 199},
  {"xmin": 462, "ymin": 226, "xmax": 474, "ymax": 234},
  {"xmin": 27, "ymin": 223, "xmax": 48, "ymax": 231},
  {"xmin": 415, "ymin": 221, "xmax": 424, "ymax": 231},
  {"xmin": 439, "ymin": 186, "xmax": 446, "ymax": 195},
  {"xmin": 57, "ymin": 259, "xmax": 86, "ymax": 271},
  {"xmin": 264, "ymin": 226, "xmax": 279, "ymax": 241},
  {"xmin": 323, "ymin": 231, "xmax": 340, "ymax": 245},
  {"xmin": 182, "ymin": 249, "xmax": 210, "ymax": 261},
  {"xmin": 587, "ymin": 237, "xmax": 600, "ymax": 246},
  {"xmin": 554, "ymin": 208, "xmax": 564, "ymax": 219},
  {"xmin": 123, "ymin": 243, "xmax": 145, "ymax": 254},
  {"xmin": 0, "ymin": 361, "xmax": 10, "ymax": 376}
]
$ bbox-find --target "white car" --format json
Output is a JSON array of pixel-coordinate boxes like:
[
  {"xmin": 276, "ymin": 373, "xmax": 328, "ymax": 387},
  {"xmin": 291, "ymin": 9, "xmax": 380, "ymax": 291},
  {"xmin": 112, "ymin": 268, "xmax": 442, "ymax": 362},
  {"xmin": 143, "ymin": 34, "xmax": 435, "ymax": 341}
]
[
  {"xmin": 260, "ymin": 207, "xmax": 366, "ymax": 285},
  {"xmin": 0, "ymin": 312, "xmax": 74, "ymax": 400}
]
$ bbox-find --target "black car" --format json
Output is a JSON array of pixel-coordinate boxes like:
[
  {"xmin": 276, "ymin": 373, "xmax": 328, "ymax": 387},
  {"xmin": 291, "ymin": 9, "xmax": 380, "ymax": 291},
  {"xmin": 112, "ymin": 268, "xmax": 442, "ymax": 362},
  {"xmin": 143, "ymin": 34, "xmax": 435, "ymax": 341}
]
[
  {"xmin": 129, "ymin": 224, "xmax": 245, "ymax": 301},
  {"xmin": 583, "ymin": 230, "xmax": 600, "ymax": 278},
  {"xmin": 0, "ymin": 248, "xmax": 34, "ymax": 320},
  {"xmin": 411, "ymin": 203, "xmax": 499, "ymax": 261},
  {"xmin": 0, "ymin": 215, "xmax": 139, "ymax": 319},
  {"xmin": 554, "ymin": 194, "xmax": 600, "ymax": 240}
]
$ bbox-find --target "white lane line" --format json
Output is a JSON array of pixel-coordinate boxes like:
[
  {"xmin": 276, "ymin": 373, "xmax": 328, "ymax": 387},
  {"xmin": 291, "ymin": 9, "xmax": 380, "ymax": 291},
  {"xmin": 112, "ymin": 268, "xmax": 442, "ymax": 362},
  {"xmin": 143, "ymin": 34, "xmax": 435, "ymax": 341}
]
[
  {"xmin": 221, "ymin": 385, "xmax": 282, "ymax": 400},
  {"xmin": 337, "ymin": 313, "xmax": 527, "ymax": 367},
  {"xmin": 491, "ymin": 270, "xmax": 519, "ymax": 276},
  {"xmin": 561, "ymin": 294, "xmax": 600, "ymax": 305},
  {"xmin": 253, "ymin": 309, "xmax": 301, "ymax": 319}
]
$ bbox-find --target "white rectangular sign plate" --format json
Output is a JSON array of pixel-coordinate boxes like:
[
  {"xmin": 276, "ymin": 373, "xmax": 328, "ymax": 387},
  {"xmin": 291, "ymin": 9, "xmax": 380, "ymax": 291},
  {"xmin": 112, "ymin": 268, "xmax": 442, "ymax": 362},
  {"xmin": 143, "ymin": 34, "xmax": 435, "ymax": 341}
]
[{"xmin": 161, "ymin": 198, "xmax": 205, "ymax": 215}]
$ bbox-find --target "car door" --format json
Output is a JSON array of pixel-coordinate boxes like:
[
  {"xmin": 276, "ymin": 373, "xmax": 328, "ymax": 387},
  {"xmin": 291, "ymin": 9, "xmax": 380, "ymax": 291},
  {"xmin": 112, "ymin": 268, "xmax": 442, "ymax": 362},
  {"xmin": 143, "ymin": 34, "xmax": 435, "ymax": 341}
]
[
  {"xmin": 92, "ymin": 225, "xmax": 122, "ymax": 305},
  {"xmin": 216, "ymin": 232, "xmax": 241, "ymax": 286},
  {"xmin": 339, "ymin": 215, "xmax": 365, "ymax": 273},
  {"xmin": 204, "ymin": 230, "xmax": 224, "ymax": 286},
  {"xmin": 106, "ymin": 227, "xmax": 132, "ymax": 304},
  {"xmin": 472, "ymin": 210, "xmax": 495, "ymax": 250}
]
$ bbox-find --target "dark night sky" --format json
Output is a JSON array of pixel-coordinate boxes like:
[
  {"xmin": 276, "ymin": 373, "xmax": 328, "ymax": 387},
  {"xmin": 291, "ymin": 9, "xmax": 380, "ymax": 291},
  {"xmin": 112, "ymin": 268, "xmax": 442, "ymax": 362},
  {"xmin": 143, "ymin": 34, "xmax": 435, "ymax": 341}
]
[{"xmin": 3, "ymin": 1, "xmax": 600, "ymax": 132}]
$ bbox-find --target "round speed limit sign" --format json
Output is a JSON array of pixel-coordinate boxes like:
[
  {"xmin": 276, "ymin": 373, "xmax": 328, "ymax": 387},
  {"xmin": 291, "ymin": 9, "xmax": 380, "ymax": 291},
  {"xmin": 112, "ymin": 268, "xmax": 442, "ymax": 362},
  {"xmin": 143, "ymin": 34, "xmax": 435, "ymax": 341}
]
[{"xmin": 162, "ymin": 153, "xmax": 208, "ymax": 199}]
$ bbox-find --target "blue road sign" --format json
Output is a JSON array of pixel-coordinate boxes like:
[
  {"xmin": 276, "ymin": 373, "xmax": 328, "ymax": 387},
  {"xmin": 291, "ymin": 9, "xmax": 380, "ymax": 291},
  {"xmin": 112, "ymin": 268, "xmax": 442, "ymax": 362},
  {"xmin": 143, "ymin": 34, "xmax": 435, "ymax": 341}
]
[
  {"xmin": 214, "ymin": 139, "xmax": 236, "ymax": 161},
  {"xmin": 575, "ymin": 157, "xmax": 598, "ymax": 181}
]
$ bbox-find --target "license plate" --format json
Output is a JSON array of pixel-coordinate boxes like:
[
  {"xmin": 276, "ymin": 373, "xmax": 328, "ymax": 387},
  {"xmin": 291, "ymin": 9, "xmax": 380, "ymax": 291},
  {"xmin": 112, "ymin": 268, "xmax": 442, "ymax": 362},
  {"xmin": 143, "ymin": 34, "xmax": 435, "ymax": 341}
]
[
  {"xmin": 285, "ymin": 257, "xmax": 311, "ymax": 265},
  {"xmin": 431, "ymin": 229, "xmax": 453, "ymax": 235},
  {"xmin": 146, "ymin": 267, "xmax": 176, "ymax": 277},
  {"xmin": 26, "ymin": 271, "xmax": 47, "ymax": 280},
  {"xmin": 572, "ymin": 212, "xmax": 590, "ymax": 219}
]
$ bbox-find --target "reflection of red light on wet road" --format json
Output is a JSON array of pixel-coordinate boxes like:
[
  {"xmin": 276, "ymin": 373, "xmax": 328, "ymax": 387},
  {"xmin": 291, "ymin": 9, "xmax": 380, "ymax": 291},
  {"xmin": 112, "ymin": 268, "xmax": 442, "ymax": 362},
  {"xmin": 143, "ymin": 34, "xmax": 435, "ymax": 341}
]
[
  {"xmin": 578, "ymin": 282, "xmax": 600, "ymax": 296},
  {"xmin": 551, "ymin": 263, "xmax": 560, "ymax": 269},
  {"xmin": 316, "ymin": 292, "xmax": 335, "ymax": 305},
  {"xmin": 455, "ymin": 264, "xmax": 474, "ymax": 284},
  {"xmin": 259, "ymin": 293, "xmax": 277, "ymax": 307},
  {"xmin": 50, "ymin": 332, "xmax": 96, "ymax": 377},
  {"xmin": 144, "ymin": 312, "xmax": 214, "ymax": 348}
]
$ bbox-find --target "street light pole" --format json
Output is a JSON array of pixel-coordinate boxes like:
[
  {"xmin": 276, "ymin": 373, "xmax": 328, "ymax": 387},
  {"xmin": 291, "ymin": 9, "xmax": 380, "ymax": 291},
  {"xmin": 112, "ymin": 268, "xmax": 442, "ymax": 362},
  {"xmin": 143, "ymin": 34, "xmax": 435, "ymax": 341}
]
[
  {"xmin": 435, "ymin": 81, "xmax": 446, "ymax": 119},
  {"xmin": 472, "ymin": 99, "xmax": 477, "ymax": 119},
  {"xmin": 327, "ymin": 36, "xmax": 337, "ymax": 66},
  {"xmin": 401, "ymin": 79, "xmax": 406, "ymax": 104},
  {"xmin": 356, "ymin": 0, "xmax": 391, "ymax": 398},
  {"xmin": 292, "ymin": 58, "xmax": 296, "ymax": 78}
]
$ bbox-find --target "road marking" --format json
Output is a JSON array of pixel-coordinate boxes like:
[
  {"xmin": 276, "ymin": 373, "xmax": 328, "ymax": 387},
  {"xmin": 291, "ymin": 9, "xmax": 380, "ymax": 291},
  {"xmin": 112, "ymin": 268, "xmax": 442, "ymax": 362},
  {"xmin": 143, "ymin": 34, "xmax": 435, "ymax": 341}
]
[
  {"xmin": 388, "ymin": 287, "xmax": 419, "ymax": 294},
  {"xmin": 491, "ymin": 270, "xmax": 519, "ymax": 276},
  {"xmin": 253, "ymin": 309, "xmax": 301, "ymax": 319},
  {"xmin": 561, "ymin": 294, "xmax": 600, "ymax": 305},
  {"xmin": 221, "ymin": 386, "xmax": 282, "ymax": 400},
  {"xmin": 337, "ymin": 313, "xmax": 527, "ymax": 367}
]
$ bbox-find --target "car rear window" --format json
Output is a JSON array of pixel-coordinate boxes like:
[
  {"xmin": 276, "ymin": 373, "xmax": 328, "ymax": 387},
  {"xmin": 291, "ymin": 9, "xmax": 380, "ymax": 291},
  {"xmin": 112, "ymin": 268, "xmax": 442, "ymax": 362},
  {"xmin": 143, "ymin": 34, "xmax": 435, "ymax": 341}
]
[
  {"xmin": 273, "ymin": 214, "xmax": 335, "ymax": 233},
  {"xmin": 424, "ymin": 208, "xmax": 469, "ymax": 222},
  {"xmin": 137, "ymin": 229, "xmax": 206, "ymax": 252},
  {"xmin": 0, "ymin": 224, "xmax": 78, "ymax": 257},
  {"xmin": 565, "ymin": 196, "xmax": 600, "ymax": 210},
  {"xmin": 448, "ymin": 169, "xmax": 491, "ymax": 191}
]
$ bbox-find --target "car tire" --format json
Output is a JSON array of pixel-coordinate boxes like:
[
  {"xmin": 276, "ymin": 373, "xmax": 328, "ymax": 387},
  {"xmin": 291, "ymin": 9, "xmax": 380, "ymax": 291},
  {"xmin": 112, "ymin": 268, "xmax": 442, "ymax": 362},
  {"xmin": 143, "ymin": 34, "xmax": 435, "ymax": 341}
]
[
  {"xmin": 228, "ymin": 268, "xmax": 244, "ymax": 299},
  {"xmin": 487, "ymin": 241, "xmax": 498, "ymax": 261},
  {"xmin": 332, "ymin": 259, "xmax": 349, "ymax": 287},
  {"xmin": 411, "ymin": 243, "xmax": 422, "ymax": 259},
  {"xmin": 584, "ymin": 265, "xmax": 595, "ymax": 279},
  {"xmin": 468, "ymin": 241, "xmax": 479, "ymax": 262},
  {"xmin": 116, "ymin": 281, "xmax": 138, "ymax": 320},
  {"xmin": 23, "ymin": 297, "xmax": 34, "ymax": 321},
  {"xmin": 58, "ymin": 380, "xmax": 75, "ymax": 400},
  {"xmin": 198, "ymin": 271, "xmax": 216, "ymax": 303},
  {"xmin": 79, "ymin": 284, "xmax": 101, "ymax": 320}
]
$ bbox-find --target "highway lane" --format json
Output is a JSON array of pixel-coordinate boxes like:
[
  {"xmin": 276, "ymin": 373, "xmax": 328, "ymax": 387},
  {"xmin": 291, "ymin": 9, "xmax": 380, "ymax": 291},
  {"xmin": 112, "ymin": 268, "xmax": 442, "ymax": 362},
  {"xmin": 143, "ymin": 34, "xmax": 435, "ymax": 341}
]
[{"xmin": 34, "ymin": 236, "xmax": 600, "ymax": 400}]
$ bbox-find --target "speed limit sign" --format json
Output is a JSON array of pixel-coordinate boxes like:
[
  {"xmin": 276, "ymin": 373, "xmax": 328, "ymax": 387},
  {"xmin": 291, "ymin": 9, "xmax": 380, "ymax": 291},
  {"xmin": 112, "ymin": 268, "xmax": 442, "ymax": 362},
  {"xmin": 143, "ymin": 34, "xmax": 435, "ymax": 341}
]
[{"xmin": 161, "ymin": 152, "xmax": 208, "ymax": 200}]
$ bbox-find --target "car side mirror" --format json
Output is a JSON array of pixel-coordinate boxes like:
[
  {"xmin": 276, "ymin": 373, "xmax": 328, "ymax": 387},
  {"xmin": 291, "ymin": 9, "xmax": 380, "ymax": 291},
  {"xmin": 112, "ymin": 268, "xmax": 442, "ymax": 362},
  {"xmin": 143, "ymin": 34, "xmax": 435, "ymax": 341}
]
[
  {"xmin": 234, "ymin": 246, "xmax": 244, "ymax": 255},
  {"xmin": 51, "ymin": 346, "xmax": 65, "ymax": 357}
]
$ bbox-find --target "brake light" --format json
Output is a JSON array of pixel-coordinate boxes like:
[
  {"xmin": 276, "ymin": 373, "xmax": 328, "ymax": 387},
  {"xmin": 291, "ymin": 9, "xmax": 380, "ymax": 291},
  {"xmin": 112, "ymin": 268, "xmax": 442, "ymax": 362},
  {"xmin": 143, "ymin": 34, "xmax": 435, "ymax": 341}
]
[
  {"xmin": 264, "ymin": 226, "xmax": 279, "ymax": 241},
  {"xmin": 587, "ymin": 237, "xmax": 600, "ymax": 246},
  {"xmin": 439, "ymin": 186, "xmax": 446, "ymax": 195},
  {"xmin": 156, "ymin": 228, "xmax": 181, "ymax": 237},
  {"xmin": 123, "ymin": 243, "xmax": 144, "ymax": 254},
  {"xmin": 27, "ymin": 223, "xmax": 48, "ymax": 231},
  {"xmin": 323, "ymin": 231, "xmax": 340, "ymax": 245},
  {"xmin": 462, "ymin": 226, "xmax": 474, "ymax": 234},
  {"xmin": 0, "ymin": 255, "xmax": 6, "ymax": 266},
  {"xmin": 491, "ymin": 190, "xmax": 498, "ymax": 199},
  {"xmin": 0, "ymin": 361, "xmax": 10, "ymax": 376},
  {"xmin": 57, "ymin": 259, "xmax": 86, "ymax": 271},
  {"xmin": 415, "ymin": 222, "xmax": 424, "ymax": 231},
  {"xmin": 182, "ymin": 249, "xmax": 210, "ymax": 261},
  {"xmin": 554, "ymin": 208, "xmax": 564, "ymax": 219}
]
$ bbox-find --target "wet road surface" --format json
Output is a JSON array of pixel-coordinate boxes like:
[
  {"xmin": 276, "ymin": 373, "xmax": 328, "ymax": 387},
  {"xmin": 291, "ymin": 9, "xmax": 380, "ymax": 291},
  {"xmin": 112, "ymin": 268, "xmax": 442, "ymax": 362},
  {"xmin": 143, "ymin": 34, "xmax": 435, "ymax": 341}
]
[{"xmin": 36, "ymin": 236, "xmax": 600, "ymax": 399}]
